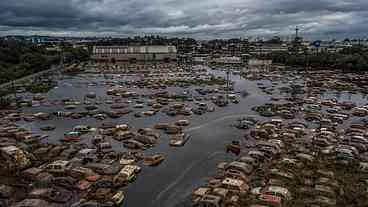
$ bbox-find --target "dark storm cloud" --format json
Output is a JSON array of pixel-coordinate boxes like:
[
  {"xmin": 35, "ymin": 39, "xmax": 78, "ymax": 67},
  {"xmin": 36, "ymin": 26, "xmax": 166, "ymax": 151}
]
[{"xmin": 0, "ymin": 0, "xmax": 368, "ymax": 39}]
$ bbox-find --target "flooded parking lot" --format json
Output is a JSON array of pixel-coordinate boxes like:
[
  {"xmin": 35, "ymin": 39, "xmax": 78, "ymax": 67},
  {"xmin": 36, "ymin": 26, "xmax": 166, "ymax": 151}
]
[
  {"xmin": 17, "ymin": 66, "xmax": 268, "ymax": 207},
  {"xmin": 2, "ymin": 63, "xmax": 368, "ymax": 207}
]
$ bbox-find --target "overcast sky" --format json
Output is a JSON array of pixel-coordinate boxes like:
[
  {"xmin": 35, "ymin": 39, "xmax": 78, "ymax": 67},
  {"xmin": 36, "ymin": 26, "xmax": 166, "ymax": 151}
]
[{"xmin": 0, "ymin": 0, "xmax": 367, "ymax": 40}]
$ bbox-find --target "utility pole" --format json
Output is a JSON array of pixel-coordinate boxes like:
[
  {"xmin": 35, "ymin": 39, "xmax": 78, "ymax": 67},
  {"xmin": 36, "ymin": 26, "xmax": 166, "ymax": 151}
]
[
  {"xmin": 295, "ymin": 26, "xmax": 299, "ymax": 40},
  {"xmin": 226, "ymin": 66, "xmax": 230, "ymax": 104},
  {"xmin": 294, "ymin": 26, "xmax": 299, "ymax": 54}
]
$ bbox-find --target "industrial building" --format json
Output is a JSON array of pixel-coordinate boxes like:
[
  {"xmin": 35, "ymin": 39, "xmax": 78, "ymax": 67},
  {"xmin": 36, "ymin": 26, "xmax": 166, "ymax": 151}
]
[
  {"xmin": 249, "ymin": 44, "xmax": 289, "ymax": 55},
  {"xmin": 212, "ymin": 56, "xmax": 242, "ymax": 64},
  {"xmin": 92, "ymin": 45, "xmax": 177, "ymax": 62}
]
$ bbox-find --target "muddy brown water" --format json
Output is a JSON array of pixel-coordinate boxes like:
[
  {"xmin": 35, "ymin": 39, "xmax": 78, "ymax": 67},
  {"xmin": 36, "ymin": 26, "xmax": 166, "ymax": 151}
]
[{"xmin": 14, "ymin": 67, "xmax": 368, "ymax": 207}]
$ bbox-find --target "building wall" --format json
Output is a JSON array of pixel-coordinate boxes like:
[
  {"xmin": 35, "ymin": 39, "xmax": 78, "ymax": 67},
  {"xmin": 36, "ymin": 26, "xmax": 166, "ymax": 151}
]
[
  {"xmin": 92, "ymin": 45, "xmax": 177, "ymax": 62},
  {"xmin": 212, "ymin": 56, "xmax": 242, "ymax": 64},
  {"xmin": 248, "ymin": 59, "xmax": 273, "ymax": 66},
  {"xmin": 92, "ymin": 53, "xmax": 177, "ymax": 61}
]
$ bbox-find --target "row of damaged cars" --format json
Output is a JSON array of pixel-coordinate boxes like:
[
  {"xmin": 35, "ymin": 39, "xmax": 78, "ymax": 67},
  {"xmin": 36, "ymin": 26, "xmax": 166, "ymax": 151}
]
[
  {"xmin": 6, "ymin": 151, "xmax": 137, "ymax": 207},
  {"xmin": 192, "ymin": 134, "xmax": 287, "ymax": 207},
  {"xmin": 247, "ymin": 119, "xmax": 340, "ymax": 207},
  {"xmin": 192, "ymin": 111, "xmax": 348, "ymax": 207},
  {"xmin": 8, "ymin": 148, "xmax": 136, "ymax": 206},
  {"xmin": 0, "ymin": 120, "xmax": 138, "ymax": 206}
]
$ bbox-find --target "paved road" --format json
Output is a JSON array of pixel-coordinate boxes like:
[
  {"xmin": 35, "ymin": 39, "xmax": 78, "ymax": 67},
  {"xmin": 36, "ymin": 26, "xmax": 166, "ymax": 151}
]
[{"xmin": 0, "ymin": 65, "xmax": 64, "ymax": 89}]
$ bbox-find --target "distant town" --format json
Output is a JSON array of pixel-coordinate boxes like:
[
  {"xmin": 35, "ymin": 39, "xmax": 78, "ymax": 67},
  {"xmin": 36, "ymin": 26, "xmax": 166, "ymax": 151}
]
[
  {"xmin": 4, "ymin": 33, "xmax": 368, "ymax": 56},
  {"xmin": 2, "ymin": 32, "xmax": 368, "ymax": 75}
]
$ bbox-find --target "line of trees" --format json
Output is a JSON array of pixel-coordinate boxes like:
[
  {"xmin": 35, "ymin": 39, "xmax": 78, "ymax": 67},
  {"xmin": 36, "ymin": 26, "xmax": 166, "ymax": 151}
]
[
  {"xmin": 0, "ymin": 40, "xmax": 91, "ymax": 84},
  {"xmin": 0, "ymin": 40, "xmax": 60, "ymax": 84},
  {"xmin": 265, "ymin": 45, "xmax": 368, "ymax": 71},
  {"xmin": 62, "ymin": 45, "xmax": 90, "ymax": 63}
]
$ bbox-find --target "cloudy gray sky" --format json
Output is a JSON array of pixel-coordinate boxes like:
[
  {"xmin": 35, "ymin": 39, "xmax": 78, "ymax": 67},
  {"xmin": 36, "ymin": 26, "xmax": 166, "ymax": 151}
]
[{"xmin": 0, "ymin": 0, "xmax": 367, "ymax": 39}]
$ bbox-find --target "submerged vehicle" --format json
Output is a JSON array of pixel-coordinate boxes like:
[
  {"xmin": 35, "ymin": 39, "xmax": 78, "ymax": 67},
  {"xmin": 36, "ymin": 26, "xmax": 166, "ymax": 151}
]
[
  {"xmin": 154, "ymin": 123, "xmax": 170, "ymax": 130},
  {"xmin": 0, "ymin": 145, "xmax": 31, "ymax": 171},
  {"xmin": 43, "ymin": 160, "xmax": 72, "ymax": 174},
  {"xmin": 165, "ymin": 125, "xmax": 182, "ymax": 134},
  {"xmin": 175, "ymin": 119, "xmax": 190, "ymax": 127},
  {"xmin": 111, "ymin": 191, "xmax": 125, "ymax": 206},
  {"xmin": 62, "ymin": 131, "xmax": 81, "ymax": 142},
  {"xmin": 73, "ymin": 125, "xmax": 91, "ymax": 133},
  {"xmin": 143, "ymin": 154, "xmax": 164, "ymax": 166},
  {"xmin": 123, "ymin": 140, "xmax": 144, "ymax": 149},
  {"xmin": 92, "ymin": 135, "xmax": 104, "ymax": 145},
  {"xmin": 40, "ymin": 125, "xmax": 56, "ymax": 131},
  {"xmin": 113, "ymin": 165, "xmax": 140, "ymax": 186},
  {"xmin": 169, "ymin": 133, "xmax": 191, "ymax": 147},
  {"xmin": 226, "ymin": 141, "xmax": 241, "ymax": 155}
]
